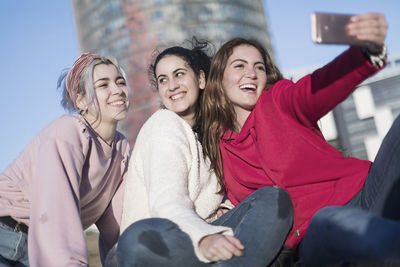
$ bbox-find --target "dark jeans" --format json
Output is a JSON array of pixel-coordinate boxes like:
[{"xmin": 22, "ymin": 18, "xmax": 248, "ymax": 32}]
[
  {"xmin": 0, "ymin": 222, "xmax": 29, "ymax": 267},
  {"xmin": 299, "ymin": 114, "xmax": 400, "ymax": 266},
  {"xmin": 117, "ymin": 186, "xmax": 293, "ymax": 267}
]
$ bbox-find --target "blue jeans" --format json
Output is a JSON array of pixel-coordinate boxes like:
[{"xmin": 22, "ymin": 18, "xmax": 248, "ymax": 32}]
[
  {"xmin": 117, "ymin": 186, "xmax": 293, "ymax": 267},
  {"xmin": 0, "ymin": 222, "xmax": 29, "ymax": 266},
  {"xmin": 299, "ymin": 114, "xmax": 400, "ymax": 266}
]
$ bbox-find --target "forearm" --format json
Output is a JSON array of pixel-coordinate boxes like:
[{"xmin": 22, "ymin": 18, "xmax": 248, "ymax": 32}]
[{"xmin": 281, "ymin": 46, "xmax": 382, "ymax": 125}]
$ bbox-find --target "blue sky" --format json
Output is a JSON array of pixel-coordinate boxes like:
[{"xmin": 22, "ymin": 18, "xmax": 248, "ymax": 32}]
[
  {"xmin": 264, "ymin": 0, "xmax": 400, "ymax": 70},
  {"xmin": 0, "ymin": 0, "xmax": 399, "ymax": 171}
]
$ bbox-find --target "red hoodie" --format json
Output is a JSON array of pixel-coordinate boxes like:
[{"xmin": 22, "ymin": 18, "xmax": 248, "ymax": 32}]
[{"xmin": 220, "ymin": 47, "xmax": 383, "ymax": 250}]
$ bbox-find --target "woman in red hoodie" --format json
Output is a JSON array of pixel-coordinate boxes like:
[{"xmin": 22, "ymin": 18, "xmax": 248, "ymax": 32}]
[{"xmin": 202, "ymin": 12, "xmax": 399, "ymax": 266}]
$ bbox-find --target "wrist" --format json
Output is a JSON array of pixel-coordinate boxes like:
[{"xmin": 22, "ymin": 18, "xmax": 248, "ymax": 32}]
[{"xmin": 362, "ymin": 44, "xmax": 387, "ymax": 68}]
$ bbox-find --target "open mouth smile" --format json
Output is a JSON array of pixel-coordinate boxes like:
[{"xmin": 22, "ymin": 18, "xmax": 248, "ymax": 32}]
[
  {"xmin": 239, "ymin": 83, "xmax": 257, "ymax": 92},
  {"xmin": 170, "ymin": 92, "xmax": 186, "ymax": 101},
  {"xmin": 109, "ymin": 99, "xmax": 127, "ymax": 106}
]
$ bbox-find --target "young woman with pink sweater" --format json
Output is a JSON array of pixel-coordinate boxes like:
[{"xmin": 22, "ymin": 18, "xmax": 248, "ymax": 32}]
[{"xmin": 0, "ymin": 53, "xmax": 130, "ymax": 266}]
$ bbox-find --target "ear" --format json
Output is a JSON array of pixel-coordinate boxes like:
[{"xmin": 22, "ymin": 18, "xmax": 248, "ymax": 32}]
[
  {"xmin": 75, "ymin": 93, "xmax": 87, "ymax": 111},
  {"xmin": 198, "ymin": 70, "xmax": 206, "ymax": 90}
]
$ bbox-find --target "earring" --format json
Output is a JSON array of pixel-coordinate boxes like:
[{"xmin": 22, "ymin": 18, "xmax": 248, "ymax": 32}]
[{"xmin": 79, "ymin": 108, "xmax": 88, "ymax": 115}]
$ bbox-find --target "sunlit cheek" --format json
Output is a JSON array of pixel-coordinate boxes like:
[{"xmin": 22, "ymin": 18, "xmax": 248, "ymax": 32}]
[
  {"xmin": 222, "ymin": 80, "xmax": 231, "ymax": 95},
  {"xmin": 157, "ymin": 87, "xmax": 167, "ymax": 99}
]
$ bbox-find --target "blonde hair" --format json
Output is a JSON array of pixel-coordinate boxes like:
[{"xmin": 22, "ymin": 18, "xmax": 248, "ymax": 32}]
[{"xmin": 57, "ymin": 53, "xmax": 129, "ymax": 123}]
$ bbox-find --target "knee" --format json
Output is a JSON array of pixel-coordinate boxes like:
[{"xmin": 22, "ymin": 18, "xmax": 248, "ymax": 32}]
[
  {"xmin": 311, "ymin": 206, "xmax": 335, "ymax": 223},
  {"xmin": 118, "ymin": 218, "xmax": 174, "ymax": 254},
  {"xmin": 117, "ymin": 218, "xmax": 176, "ymax": 265},
  {"xmin": 259, "ymin": 186, "xmax": 292, "ymax": 208},
  {"xmin": 253, "ymin": 185, "xmax": 289, "ymax": 200},
  {"xmin": 252, "ymin": 186, "xmax": 293, "ymax": 220},
  {"xmin": 309, "ymin": 206, "xmax": 346, "ymax": 231}
]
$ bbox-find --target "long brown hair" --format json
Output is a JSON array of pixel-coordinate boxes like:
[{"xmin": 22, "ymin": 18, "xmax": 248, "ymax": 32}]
[{"xmin": 202, "ymin": 38, "xmax": 283, "ymax": 192}]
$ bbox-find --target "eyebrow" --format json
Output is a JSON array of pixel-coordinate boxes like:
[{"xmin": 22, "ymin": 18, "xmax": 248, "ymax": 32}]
[
  {"xmin": 94, "ymin": 78, "xmax": 109, "ymax": 85},
  {"xmin": 230, "ymin": 58, "xmax": 265, "ymax": 66},
  {"xmin": 156, "ymin": 74, "xmax": 166, "ymax": 80},
  {"xmin": 173, "ymin": 67, "xmax": 187, "ymax": 74},
  {"xmin": 94, "ymin": 75, "xmax": 124, "ymax": 85},
  {"xmin": 156, "ymin": 67, "xmax": 187, "ymax": 80}
]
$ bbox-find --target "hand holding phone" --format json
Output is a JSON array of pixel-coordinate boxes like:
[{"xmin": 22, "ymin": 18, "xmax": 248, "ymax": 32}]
[
  {"xmin": 311, "ymin": 12, "xmax": 363, "ymax": 46},
  {"xmin": 311, "ymin": 12, "xmax": 388, "ymax": 51}
]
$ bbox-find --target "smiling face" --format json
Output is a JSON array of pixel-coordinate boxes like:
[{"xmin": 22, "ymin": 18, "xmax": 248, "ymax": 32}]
[
  {"xmin": 78, "ymin": 63, "xmax": 129, "ymax": 128},
  {"xmin": 222, "ymin": 44, "xmax": 267, "ymax": 126},
  {"xmin": 155, "ymin": 55, "xmax": 205, "ymax": 126}
]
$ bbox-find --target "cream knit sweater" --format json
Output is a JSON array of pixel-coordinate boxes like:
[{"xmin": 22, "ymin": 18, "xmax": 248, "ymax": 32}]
[{"xmin": 121, "ymin": 109, "xmax": 233, "ymax": 262}]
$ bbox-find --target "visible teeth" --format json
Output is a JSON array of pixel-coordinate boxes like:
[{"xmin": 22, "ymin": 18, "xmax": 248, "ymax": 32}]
[
  {"xmin": 239, "ymin": 84, "xmax": 256, "ymax": 90},
  {"xmin": 110, "ymin": 100, "xmax": 125, "ymax": 106},
  {"xmin": 171, "ymin": 92, "xmax": 185, "ymax": 100}
]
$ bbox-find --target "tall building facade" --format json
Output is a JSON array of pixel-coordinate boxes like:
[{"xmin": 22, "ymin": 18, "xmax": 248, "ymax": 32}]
[
  {"xmin": 333, "ymin": 54, "xmax": 400, "ymax": 160},
  {"xmin": 287, "ymin": 54, "xmax": 400, "ymax": 161},
  {"xmin": 71, "ymin": 0, "xmax": 274, "ymax": 143}
]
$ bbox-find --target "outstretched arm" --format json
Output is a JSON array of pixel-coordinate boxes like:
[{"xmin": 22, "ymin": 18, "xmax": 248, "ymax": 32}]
[{"xmin": 275, "ymin": 13, "xmax": 388, "ymax": 125}]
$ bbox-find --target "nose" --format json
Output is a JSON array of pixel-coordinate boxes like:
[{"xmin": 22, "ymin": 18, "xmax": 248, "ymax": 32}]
[
  {"xmin": 110, "ymin": 82, "xmax": 124, "ymax": 95},
  {"xmin": 246, "ymin": 67, "xmax": 257, "ymax": 79},
  {"xmin": 168, "ymin": 78, "xmax": 179, "ymax": 91}
]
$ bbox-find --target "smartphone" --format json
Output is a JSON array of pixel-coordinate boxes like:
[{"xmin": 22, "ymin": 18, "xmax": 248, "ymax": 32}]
[{"xmin": 311, "ymin": 12, "xmax": 364, "ymax": 45}]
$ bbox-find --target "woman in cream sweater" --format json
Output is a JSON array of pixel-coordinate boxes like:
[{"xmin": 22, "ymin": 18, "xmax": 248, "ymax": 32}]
[{"xmin": 116, "ymin": 39, "xmax": 293, "ymax": 267}]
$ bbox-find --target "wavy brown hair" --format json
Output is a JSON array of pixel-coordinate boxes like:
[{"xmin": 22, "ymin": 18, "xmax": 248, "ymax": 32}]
[{"xmin": 202, "ymin": 38, "xmax": 283, "ymax": 192}]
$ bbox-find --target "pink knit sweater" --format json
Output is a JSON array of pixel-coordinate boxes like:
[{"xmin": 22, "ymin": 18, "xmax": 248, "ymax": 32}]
[{"xmin": 0, "ymin": 114, "xmax": 130, "ymax": 266}]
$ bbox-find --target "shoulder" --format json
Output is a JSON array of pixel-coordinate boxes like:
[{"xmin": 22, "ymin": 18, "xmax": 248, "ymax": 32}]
[
  {"xmin": 260, "ymin": 79, "xmax": 294, "ymax": 101},
  {"xmin": 40, "ymin": 115, "xmax": 92, "ymax": 148},
  {"xmin": 140, "ymin": 109, "xmax": 192, "ymax": 137},
  {"xmin": 41, "ymin": 115, "xmax": 84, "ymax": 137},
  {"xmin": 270, "ymin": 79, "xmax": 295, "ymax": 93},
  {"xmin": 47, "ymin": 114, "xmax": 86, "ymax": 131},
  {"xmin": 135, "ymin": 110, "xmax": 197, "ymax": 153},
  {"xmin": 273, "ymin": 79, "xmax": 294, "ymax": 88},
  {"xmin": 17, "ymin": 115, "xmax": 90, "ymax": 162},
  {"xmin": 145, "ymin": 109, "xmax": 187, "ymax": 127}
]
